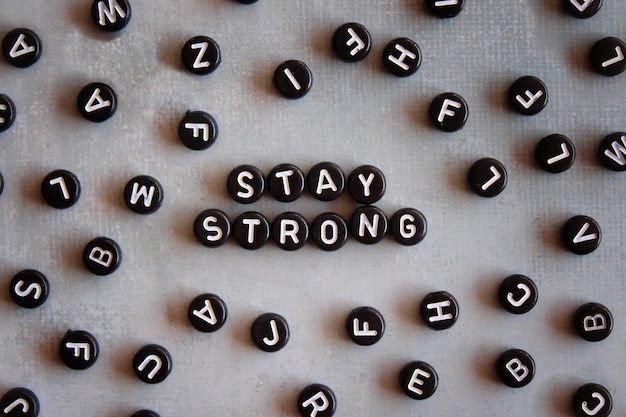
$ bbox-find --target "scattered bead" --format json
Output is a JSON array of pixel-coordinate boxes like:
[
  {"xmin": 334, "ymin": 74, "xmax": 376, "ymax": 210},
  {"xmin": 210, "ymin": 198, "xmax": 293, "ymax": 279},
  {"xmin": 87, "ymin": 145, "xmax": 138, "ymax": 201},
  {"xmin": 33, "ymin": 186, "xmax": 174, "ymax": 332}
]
[
  {"xmin": 496, "ymin": 348, "xmax": 535, "ymax": 388},
  {"xmin": 188, "ymin": 293, "xmax": 228, "ymax": 333},
  {"xmin": 598, "ymin": 132, "xmax": 626, "ymax": 171},
  {"xmin": 561, "ymin": 215, "xmax": 601, "ymax": 255},
  {"xmin": 232, "ymin": 211, "xmax": 270, "ymax": 250},
  {"xmin": 590, "ymin": 36, "xmax": 626, "ymax": 77},
  {"xmin": 9, "ymin": 269, "xmax": 50, "ymax": 309},
  {"xmin": 535, "ymin": 134, "xmax": 576, "ymax": 173},
  {"xmin": 427, "ymin": 0, "xmax": 464, "ymax": 18},
  {"xmin": 178, "ymin": 110, "xmax": 218, "ymax": 151},
  {"xmin": 298, "ymin": 384, "xmax": 337, "ymax": 417},
  {"xmin": 41, "ymin": 169, "xmax": 81, "ymax": 209},
  {"xmin": 332, "ymin": 22, "xmax": 372, "ymax": 63},
  {"xmin": 349, "ymin": 205, "xmax": 388, "ymax": 244},
  {"xmin": 271, "ymin": 212, "xmax": 309, "ymax": 251},
  {"xmin": 273, "ymin": 60, "xmax": 313, "ymax": 99},
  {"xmin": 508, "ymin": 75, "xmax": 548, "ymax": 115},
  {"xmin": 306, "ymin": 162, "xmax": 345, "ymax": 201},
  {"xmin": 345, "ymin": 306, "xmax": 385, "ymax": 346},
  {"xmin": 310, "ymin": 212, "xmax": 348, "ymax": 251},
  {"xmin": 389, "ymin": 208, "xmax": 427, "ymax": 246},
  {"xmin": 123, "ymin": 175, "xmax": 164, "ymax": 215},
  {"xmin": 0, "ymin": 387, "xmax": 39, "ymax": 417},
  {"xmin": 572, "ymin": 383, "xmax": 612, "ymax": 417},
  {"xmin": 235, "ymin": 0, "xmax": 258, "ymax": 3},
  {"xmin": 132, "ymin": 344, "xmax": 173, "ymax": 384},
  {"xmin": 82, "ymin": 236, "xmax": 122, "ymax": 276},
  {"xmin": 182, "ymin": 36, "xmax": 221, "ymax": 76},
  {"xmin": 0, "ymin": 94, "xmax": 16, "ymax": 133},
  {"xmin": 193, "ymin": 209, "xmax": 231, "ymax": 247},
  {"xmin": 131, "ymin": 411, "xmax": 161, "ymax": 417},
  {"xmin": 564, "ymin": 0, "xmax": 602, "ymax": 18},
  {"xmin": 383, "ymin": 38, "xmax": 421, "ymax": 77},
  {"xmin": 399, "ymin": 361, "xmax": 438, "ymax": 400},
  {"xmin": 428, "ymin": 92, "xmax": 468, "ymax": 132},
  {"xmin": 227, "ymin": 165, "xmax": 265, "ymax": 204},
  {"xmin": 574, "ymin": 302, "xmax": 613, "ymax": 342},
  {"xmin": 77, "ymin": 82, "xmax": 117, "ymax": 123},
  {"xmin": 91, "ymin": 0, "xmax": 132, "ymax": 32},
  {"xmin": 467, "ymin": 157, "xmax": 507, "ymax": 197},
  {"xmin": 498, "ymin": 274, "xmax": 538, "ymax": 314},
  {"xmin": 251, "ymin": 312, "xmax": 289, "ymax": 352},
  {"xmin": 59, "ymin": 330, "xmax": 100, "ymax": 370},
  {"xmin": 2, "ymin": 28, "xmax": 42, "ymax": 68},
  {"xmin": 267, "ymin": 163, "xmax": 305, "ymax": 202},
  {"xmin": 420, "ymin": 291, "xmax": 459, "ymax": 330},
  {"xmin": 347, "ymin": 165, "xmax": 385, "ymax": 204}
]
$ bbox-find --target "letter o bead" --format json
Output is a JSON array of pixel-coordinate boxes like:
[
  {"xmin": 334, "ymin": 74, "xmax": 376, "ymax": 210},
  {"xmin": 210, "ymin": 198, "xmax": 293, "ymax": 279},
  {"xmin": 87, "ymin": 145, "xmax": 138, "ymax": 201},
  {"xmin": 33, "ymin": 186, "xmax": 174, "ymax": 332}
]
[
  {"xmin": 310, "ymin": 212, "xmax": 348, "ymax": 251},
  {"xmin": 193, "ymin": 209, "xmax": 231, "ymax": 247}
]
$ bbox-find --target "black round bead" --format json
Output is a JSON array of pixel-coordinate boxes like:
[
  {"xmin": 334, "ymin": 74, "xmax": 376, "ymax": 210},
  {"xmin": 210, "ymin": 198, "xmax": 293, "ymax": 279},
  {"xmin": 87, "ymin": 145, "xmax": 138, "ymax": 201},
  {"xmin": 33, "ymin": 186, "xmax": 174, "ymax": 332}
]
[
  {"xmin": 573, "ymin": 302, "xmax": 613, "ymax": 342},
  {"xmin": 271, "ymin": 212, "xmax": 309, "ymax": 251},
  {"xmin": 561, "ymin": 215, "xmax": 601, "ymax": 255},
  {"xmin": 467, "ymin": 157, "xmax": 507, "ymax": 197},
  {"xmin": 82, "ymin": 236, "xmax": 122, "ymax": 276},
  {"xmin": 91, "ymin": 0, "xmax": 132, "ymax": 31},
  {"xmin": 9, "ymin": 269, "xmax": 50, "ymax": 309},
  {"xmin": 572, "ymin": 383, "xmax": 612, "ymax": 417},
  {"xmin": 389, "ymin": 208, "xmax": 427, "ymax": 246},
  {"xmin": 382, "ymin": 38, "xmax": 421, "ymax": 77},
  {"xmin": 590, "ymin": 36, "xmax": 626, "ymax": 77},
  {"xmin": 535, "ymin": 134, "xmax": 576, "ymax": 173},
  {"xmin": 232, "ymin": 211, "xmax": 270, "ymax": 250},
  {"xmin": 426, "ymin": 0, "xmax": 465, "ymax": 18},
  {"xmin": 59, "ymin": 329, "xmax": 100, "ymax": 370},
  {"xmin": 0, "ymin": 93, "xmax": 16, "ymax": 133},
  {"xmin": 419, "ymin": 291, "xmax": 459, "ymax": 330},
  {"xmin": 266, "ymin": 163, "xmax": 305, "ymax": 202},
  {"xmin": 306, "ymin": 162, "xmax": 345, "ymax": 201},
  {"xmin": 0, "ymin": 387, "xmax": 39, "ymax": 417},
  {"xmin": 227, "ymin": 165, "xmax": 265, "ymax": 204},
  {"xmin": 273, "ymin": 60, "xmax": 313, "ymax": 99},
  {"xmin": 77, "ymin": 82, "xmax": 117, "ymax": 122},
  {"xmin": 349, "ymin": 206, "xmax": 388, "ymax": 244},
  {"xmin": 188, "ymin": 293, "xmax": 228, "ymax": 333},
  {"xmin": 332, "ymin": 22, "xmax": 372, "ymax": 63},
  {"xmin": 178, "ymin": 110, "xmax": 218, "ymax": 151},
  {"xmin": 345, "ymin": 306, "xmax": 385, "ymax": 346},
  {"xmin": 310, "ymin": 212, "xmax": 348, "ymax": 251},
  {"xmin": 2, "ymin": 28, "xmax": 42, "ymax": 68},
  {"xmin": 193, "ymin": 209, "xmax": 231, "ymax": 248},
  {"xmin": 508, "ymin": 76, "xmax": 548, "ymax": 115},
  {"xmin": 297, "ymin": 384, "xmax": 337, "ymax": 417},
  {"xmin": 41, "ymin": 169, "xmax": 81, "ymax": 209},
  {"xmin": 496, "ymin": 348, "xmax": 535, "ymax": 388},
  {"xmin": 132, "ymin": 344, "xmax": 173, "ymax": 384},
  {"xmin": 251, "ymin": 312, "xmax": 290, "ymax": 352},
  {"xmin": 123, "ymin": 175, "xmax": 164, "ymax": 215},
  {"xmin": 347, "ymin": 165, "xmax": 386, "ymax": 204},
  {"xmin": 182, "ymin": 36, "xmax": 221, "ymax": 75},
  {"xmin": 399, "ymin": 361, "xmax": 438, "ymax": 400},
  {"xmin": 498, "ymin": 274, "xmax": 538, "ymax": 314}
]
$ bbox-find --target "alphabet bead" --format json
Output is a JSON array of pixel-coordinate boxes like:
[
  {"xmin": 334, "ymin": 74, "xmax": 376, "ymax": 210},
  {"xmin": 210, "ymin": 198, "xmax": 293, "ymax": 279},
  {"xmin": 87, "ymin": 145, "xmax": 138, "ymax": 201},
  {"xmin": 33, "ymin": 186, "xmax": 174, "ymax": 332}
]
[{"xmin": 495, "ymin": 348, "xmax": 535, "ymax": 388}]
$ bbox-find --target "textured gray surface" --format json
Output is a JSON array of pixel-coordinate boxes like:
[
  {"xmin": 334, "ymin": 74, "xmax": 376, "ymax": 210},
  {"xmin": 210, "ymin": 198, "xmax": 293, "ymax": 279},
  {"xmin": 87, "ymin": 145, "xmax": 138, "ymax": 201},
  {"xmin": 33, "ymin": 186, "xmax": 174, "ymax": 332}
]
[{"xmin": 1, "ymin": 0, "xmax": 625, "ymax": 416}]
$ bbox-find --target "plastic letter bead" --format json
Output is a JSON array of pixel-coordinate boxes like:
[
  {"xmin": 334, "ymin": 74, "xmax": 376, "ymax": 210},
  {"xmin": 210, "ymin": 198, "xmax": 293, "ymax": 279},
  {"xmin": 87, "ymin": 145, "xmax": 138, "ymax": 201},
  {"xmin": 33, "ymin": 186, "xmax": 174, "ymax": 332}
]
[
  {"xmin": 572, "ymin": 383, "xmax": 612, "ymax": 417},
  {"xmin": 382, "ymin": 38, "xmax": 421, "ymax": 77},
  {"xmin": 306, "ymin": 162, "xmax": 345, "ymax": 201},
  {"xmin": 345, "ymin": 306, "xmax": 385, "ymax": 346},
  {"xmin": 590, "ymin": 37, "xmax": 626, "ymax": 77},
  {"xmin": 428, "ymin": 92, "xmax": 469, "ymax": 132},
  {"xmin": 273, "ymin": 60, "xmax": 313, "ymax": 99},
  {"xmin": 573, "ymin": 302, "xmax": 613, "ymax": 342},
  {"xmin": 399, "ymin": 361, "xmax": 438, "ymax": 399},
  {"xmin": 271, "ymin": 212, "xmax": 309, "ymax": 251},
  {"xmin": 193, "ymin": 209, "xmax": 231, "ymax": 248},
  {"xmin": 419, "ymin": 291, "xmax": 459, "ymax": 330},
  {"xmin": 232, "ymin": 212, "xmax": 270, "ymax": 250},
  {"xmin": 77, "ymin": 82, "xmax": 117, "ymax": 122},
  {"xmin": 561, "ymin": 215, "xmax": 601, "ymax": 255},
  {"xmin": 123, "ymin": 175, "xmax": 164, "ymax": 215},
  {"xmin": 82, "ymin": 236, "xmax": 123, "ymax": 275},
  {"xmin": 227, "ymin": 165, "xmax": 265, "ymax": 204},
  {"xmin": 59, "ymin": 330, "xmax": 100, "ymax": 370},
  {"xmin": 310, "ymin": 212, "xmax": 348, "ymax": 251},
  {"xmin": 178, "ymin": 110, "xmax": 218, "ymax": 151},
  {"xmin": 298, "ymin": 384, "xmax": 337, "ymax": 417},
  {"xmin": 389, "ymin": 208, "xmax": 427, "ymax": 246},
  {"xmin": 0, "ymin": 94, "xmax": 16, "ymax": 133},
  {"xmin": 182, "ymin": 36, "xmax": 221, "ymax": 76},
  {"xmin": 41, "ymin": 169, "xmax": 81, "ymax": 209},
  {"xmin": 2, "ymin": 28, "xmax": 42, "ymax": 68},
  {"xmin": 251, "ymin": 312, "xmax": 289, "ymax": 352},
  {"xmin": 9, "ymin": 269, "xmax": 50, "ymax": 309},
  {"xmin": 0, "ymin": 387, "xmax": 39, "ymax": 417},
  {"xmin": 508, "ymin": 76, "xmax": 548, "ymax": 115},
  {"xmin": 132, "ymin": 344, "xmax": 173, "ymax": 384},
  {"xmin": 91, "ymin": 0, "xmax": 132, "ymax": 32},
  {"xmin": 496, "ymin": 348, "xmax": 535, "ymax": 388},
  {"xmin": 187, "ymin": 293, "xmax": 228, "ymax": 333},
  {"xmin": 332, "ymin": 22, "xmax": 372, "ymax": 63},
  {"xmin": 267, "ymin": 163, "xmax": 305, "ymax": 202}
]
